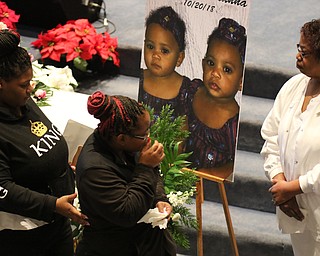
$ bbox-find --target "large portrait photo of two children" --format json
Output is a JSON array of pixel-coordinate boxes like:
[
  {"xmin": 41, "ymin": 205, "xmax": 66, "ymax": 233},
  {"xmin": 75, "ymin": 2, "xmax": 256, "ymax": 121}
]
[{"xmin": 138, "ymin": 0, "xmax": 251, "ymax": 181}]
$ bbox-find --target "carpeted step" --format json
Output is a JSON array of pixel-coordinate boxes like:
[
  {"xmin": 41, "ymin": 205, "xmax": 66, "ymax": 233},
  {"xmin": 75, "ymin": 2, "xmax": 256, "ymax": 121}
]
[
  {"xmin": 202, "ymin": 150, "xmax": 275, "ymax": 213},
  {"xmin": 75, "ymin": 74, "xmax": 140, "ymax": 100},
  {"xmin": 177, "ymin": 200, "xmax": 293, "ymax": 256},
  {"xmin": 238, "ymin": 95, "xmax": 274, "ymax": 153}
]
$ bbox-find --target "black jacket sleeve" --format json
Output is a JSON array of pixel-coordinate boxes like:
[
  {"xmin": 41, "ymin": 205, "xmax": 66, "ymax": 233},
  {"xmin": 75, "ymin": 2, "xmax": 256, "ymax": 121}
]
[
  {"xmin": 0, "ymin": 164, "xmax": 57, "ymax": 223},
  {"xmin": 77, "ymin": 162, "xmax": 160, "ymax": 228},
  {"xmin": 154, "ymin": 168, "xmax": 169, "ymax": 204}
]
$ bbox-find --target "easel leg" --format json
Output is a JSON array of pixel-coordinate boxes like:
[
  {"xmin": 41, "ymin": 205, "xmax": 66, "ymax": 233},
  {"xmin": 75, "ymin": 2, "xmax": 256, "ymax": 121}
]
[
  {"xmin": 196, "ymin": 178, "xmax": 203, "ymax": 256},
  {"xmin": 218, "ymin": 182, "xmax": 239, "ymax": 256}
]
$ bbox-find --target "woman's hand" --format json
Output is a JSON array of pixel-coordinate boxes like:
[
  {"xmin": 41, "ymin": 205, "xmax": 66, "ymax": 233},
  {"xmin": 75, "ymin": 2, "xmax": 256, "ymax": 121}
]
[
  {"xmin": 156, "ymin": 201, "xmax": 172, "ymax": 218},
  {"xmin": 55, "ymin": 193, "xmax": 89, "ymax": 226},
  {"xmin": 279, "ymin": 197, "xmax": 305, "ymax": 221},
  {"xmin": 269, "ymin": 179, "xmax": 302, "ymax": 205},
  {"xmin": 138, "ymin": 140, "xmax": 165, "ymax": 168}
]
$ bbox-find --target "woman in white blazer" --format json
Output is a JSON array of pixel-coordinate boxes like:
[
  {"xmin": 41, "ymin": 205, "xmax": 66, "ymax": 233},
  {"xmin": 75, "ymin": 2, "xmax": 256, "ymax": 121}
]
[{"xmin": 261, "ymin": 18, "xmax": 320, "ymax": 256}]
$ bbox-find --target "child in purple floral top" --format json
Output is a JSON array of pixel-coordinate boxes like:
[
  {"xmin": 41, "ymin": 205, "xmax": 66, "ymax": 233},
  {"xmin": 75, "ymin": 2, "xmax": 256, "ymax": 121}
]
[
  {"xmin": 185, "ymin": 18, "xmax": 247, "ymax": 169},
  {"xmin": 138, "ymin": 6, "xmax": 190, "ymax": 119},
  {"xmin": 138, "ymin": 71, "xmax": 191, "ymax": 119}
]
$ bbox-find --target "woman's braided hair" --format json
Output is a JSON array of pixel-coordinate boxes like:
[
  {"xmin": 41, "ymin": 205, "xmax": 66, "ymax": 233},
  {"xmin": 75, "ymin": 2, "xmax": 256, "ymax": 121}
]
[
  {"xmin": 87, "ymin": 91, "xmax": 146, "ymax": 138},
  {"xmin": 0, "ymin": 29, "xmax": 31, "ymax": 81}
]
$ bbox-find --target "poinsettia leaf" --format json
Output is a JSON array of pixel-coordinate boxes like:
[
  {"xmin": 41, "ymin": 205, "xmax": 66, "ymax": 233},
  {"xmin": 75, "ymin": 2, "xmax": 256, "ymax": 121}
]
[{"xmin": 73, "ymin": 57, "xmax": 88, "ymax": 72}]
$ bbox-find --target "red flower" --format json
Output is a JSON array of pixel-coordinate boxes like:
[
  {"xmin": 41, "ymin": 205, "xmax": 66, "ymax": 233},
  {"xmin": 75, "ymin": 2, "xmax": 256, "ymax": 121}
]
[
  {"xmin": 65, "ymin": 41, "xmax": 95, "ymax": 62},
  {"xmin": 32, "ymin": 18, "xmax": 120, "ymax": 71},
  {"xmin": 55, "ymin": 24, "xmax": 79, "ymax": 42},
  {"xmin": 62, "ymin": 40, "xmax": 80, "ymax": 62},
  {"xmin": 73, "ymin": 19, "xmax": 96, "ymax": 38},
  {"xmin": 0, "ymin": 1, "xmax": 20, "ymax": 30},
  {"xmin": 33, "ymin": 31, "xmax": 66, "ymax": 62},
  {"xmin": 91, "ymin": 33, "xmax": 120, "ymax": 67},
  {"xmin": 78, "ymin": 43, "xmax": 96, "ymax": 60}
]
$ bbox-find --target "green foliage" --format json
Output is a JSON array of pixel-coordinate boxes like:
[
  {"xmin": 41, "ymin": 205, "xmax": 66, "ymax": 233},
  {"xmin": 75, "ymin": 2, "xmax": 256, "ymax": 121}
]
[
  {"xmin": 168, "ymin": 204, "xmax": 199, "ymax": 249},
  {"xmin": 147, "ymin": 104, "xmax": 198, "ymax": 249},
  {"xmin": 161, "ymin": 142, "xmax": 191, "ymax": 191},
  {"xmin": 149, "ymin": 105, "xmax": 189, "ymax": 145},
  {"xmin": 169, "ymin": 222, "xmax": 191, "ymax": 249}
]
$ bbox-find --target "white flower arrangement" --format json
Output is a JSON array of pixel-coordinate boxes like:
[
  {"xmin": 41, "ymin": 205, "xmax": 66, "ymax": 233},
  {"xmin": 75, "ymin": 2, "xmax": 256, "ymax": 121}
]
[
  {"xmin": 31, "ymin": 60, "xmax": 78, "ymax": 106},
  {"xmin": 167, "ymin": 190, "xmax": 196, "ymax": 208},
  {"xmin": 32, "ymin": 60, "xmax": 78, "ymax": 91}
]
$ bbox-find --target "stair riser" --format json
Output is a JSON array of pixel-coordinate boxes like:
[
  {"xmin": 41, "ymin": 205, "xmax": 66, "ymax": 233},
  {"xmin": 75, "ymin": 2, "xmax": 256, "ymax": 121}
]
[
  {"xmin": 202, "ymin": 178, "xmax": 275, "ymax": 213},
  {"xmin": 177, "ymin": 229, "xmax": 293, "ymax": 256},
  {"xmin": 238, "ymin": 122, "xmax": 264, "ymax": 153},
  {"xmin": 243, "ymin": 67, "xmax": 292, "ymax": 100}
]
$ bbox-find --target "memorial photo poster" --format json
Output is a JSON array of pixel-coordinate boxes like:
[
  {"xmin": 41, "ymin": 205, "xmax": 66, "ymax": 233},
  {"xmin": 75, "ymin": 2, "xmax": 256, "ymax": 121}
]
[{"xmin": 138, "ymin": 0, "xmax": 251, "ymax": 181}]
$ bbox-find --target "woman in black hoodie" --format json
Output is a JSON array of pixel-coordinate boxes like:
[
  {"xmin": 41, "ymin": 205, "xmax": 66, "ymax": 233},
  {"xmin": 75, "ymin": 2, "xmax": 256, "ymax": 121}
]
[{"xmin": 0, "ymin": 29, "xmax": 88, "ymax": 256}]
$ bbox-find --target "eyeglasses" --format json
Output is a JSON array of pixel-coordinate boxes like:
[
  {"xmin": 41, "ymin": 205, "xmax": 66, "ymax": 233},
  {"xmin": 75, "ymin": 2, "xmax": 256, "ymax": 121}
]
[
  {"xmin": 128, "ymin": 130, "xmax": 150, "ymax": 141},
  {"xmin": 129, "ymin": 134, "xmax": 149, "ymax": 141},
  {"xmin": 297, "ymin": 44, "xmax": 312, "ymax": 59}
]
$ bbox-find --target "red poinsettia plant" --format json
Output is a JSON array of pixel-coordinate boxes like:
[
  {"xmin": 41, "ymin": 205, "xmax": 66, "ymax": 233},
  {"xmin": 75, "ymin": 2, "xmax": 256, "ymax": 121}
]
[
  {"xmin": 32, "ymin": 19, "xmax": 120, "ymax": 73},
  {"xmin": 0, "ymin": 1, "xmax": 20, "ymax": 30}
]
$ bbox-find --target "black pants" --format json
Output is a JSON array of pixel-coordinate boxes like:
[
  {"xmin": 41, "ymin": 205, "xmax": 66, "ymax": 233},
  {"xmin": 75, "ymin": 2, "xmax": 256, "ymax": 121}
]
[
  {"xmin": 75, "ymin": 223, "xmax": 176, "ymax": 256},
  {"xmin": 0, "ymin": 217, "xmax": 73, "ymax": 256}
]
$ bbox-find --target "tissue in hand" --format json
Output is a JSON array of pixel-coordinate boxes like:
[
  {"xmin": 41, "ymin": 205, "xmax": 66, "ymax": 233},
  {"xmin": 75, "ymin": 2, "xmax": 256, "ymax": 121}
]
[{"xmin": 138, "ymin": 207, "xmax": 168, "ymax": 229}]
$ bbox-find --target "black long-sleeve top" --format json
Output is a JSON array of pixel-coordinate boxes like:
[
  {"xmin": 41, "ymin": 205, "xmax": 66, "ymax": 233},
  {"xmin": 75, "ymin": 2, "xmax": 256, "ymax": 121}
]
[
  {"xmin": 76, "ymin": 130, "xmax": 175, "ymax": 255},
  {"xmin": 0, "ymin": 99, "xmax": 74, "ymax": 225}
]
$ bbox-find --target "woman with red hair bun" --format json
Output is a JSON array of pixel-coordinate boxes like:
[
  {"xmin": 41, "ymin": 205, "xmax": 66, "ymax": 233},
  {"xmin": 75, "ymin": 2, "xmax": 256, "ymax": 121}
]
[{"xmin": 76, "ymin": 91, "xmax": 176, "ymax": 256}]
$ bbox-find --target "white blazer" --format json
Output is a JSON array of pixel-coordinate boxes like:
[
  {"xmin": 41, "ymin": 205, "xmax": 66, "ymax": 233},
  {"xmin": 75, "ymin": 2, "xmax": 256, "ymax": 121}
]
[{"xmin": 261, "ymin": 73, "xmax": 320, "ymax": 241}]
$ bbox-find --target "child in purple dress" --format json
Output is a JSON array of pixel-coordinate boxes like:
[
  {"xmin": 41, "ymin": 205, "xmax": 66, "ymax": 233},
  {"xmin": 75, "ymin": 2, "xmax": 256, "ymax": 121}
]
[
  {"xmin": 138, "ymin": 6, "xmax": 191, "ymax": 119},
  {"xmin": 185, "ymin": 18, "xmax": 247, "ymax": 169}
]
